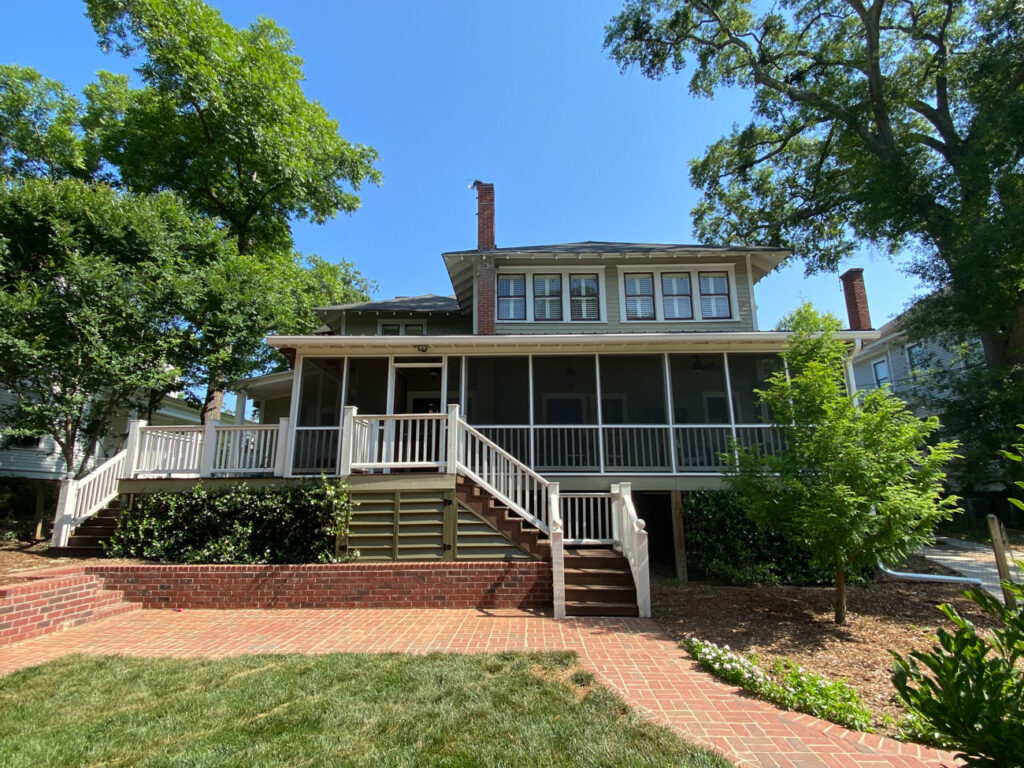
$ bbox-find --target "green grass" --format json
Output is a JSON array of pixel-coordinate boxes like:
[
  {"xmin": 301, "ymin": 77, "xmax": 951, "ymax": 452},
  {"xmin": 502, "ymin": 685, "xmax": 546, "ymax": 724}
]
[{"xmin": 0, "ymin": 652, "xmax": 728, "ymax": 768}]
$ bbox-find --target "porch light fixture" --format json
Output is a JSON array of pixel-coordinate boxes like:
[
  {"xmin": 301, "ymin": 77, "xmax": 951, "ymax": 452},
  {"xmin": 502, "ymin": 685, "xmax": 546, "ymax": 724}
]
[{"xmin": 416, "ymin": 344, "xmax": 429, "ymax": 353}]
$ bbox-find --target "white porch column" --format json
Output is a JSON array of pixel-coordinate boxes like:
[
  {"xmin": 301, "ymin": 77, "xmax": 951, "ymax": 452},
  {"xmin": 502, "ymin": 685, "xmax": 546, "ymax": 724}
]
[
  {"xmin": 548, "ymin": 481, "xmax": 566, "ymax": 619},
  {"xmin": 234, "ymin": 391, "xmax": 247, "ymax": 425},
  {"xmin": 124, "ymin": 418, "xmax": 147, "ymax": 479},
  {"xmin": 339, "ymin": 406, "xmax": 357, "ymax": 476},
  {"xmin": 50, "ymin": 473, "xmax": 78, "ymax": 548},
  {"xmin": 273, "ymin": 417, "xmax": 290, "ymax": 476},
  {"xmin": 446, "ymin": 404, "xmax": 460, "ymax": 474},
  {"xmin": 199, "ymin": 420, "xmax": 217, "ymax": 478}
]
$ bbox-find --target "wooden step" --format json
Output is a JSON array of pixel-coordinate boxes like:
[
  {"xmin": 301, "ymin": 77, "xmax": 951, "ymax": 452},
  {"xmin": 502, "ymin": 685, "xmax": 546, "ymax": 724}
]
[
  {"xmin": 565, "ymin": 601, "xmax": 639, "ymax": 617},
  {"xmin": 564, "ymin": 567, "xmax": 634, "ymax": 586},
  {"xmin": 565, "ymin": 584, "xmax": 636, "ymax": 602}
]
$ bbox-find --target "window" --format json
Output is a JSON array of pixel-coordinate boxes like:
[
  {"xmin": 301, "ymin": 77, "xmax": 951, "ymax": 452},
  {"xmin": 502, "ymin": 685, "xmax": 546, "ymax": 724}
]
[
  {"xmin": 4, "ymin": 434, "xmax": 42, "ymax": 450},
  {"xmin": 377, "ymin": 321, "xmax": 427, "ymax": 336},
  {"xmin": 906, "ymin": 344, "xmax": 923, "ymax": 378},
  {"xmin": 570, "ymin": 273, "xmax": 600, "ymax": 321},
  {"xmin": 533, "ymin": 274, "xmax": 562, "ymax": 320},
  {"xmin": 661, "ymin": 272, "xmax": 693, "ymax": 320},
  {"xmin": 699, "ymin": 272, "xmax": 731, "ymax": 319},
  {"xmin": 497, "ymin": 274, "xmax": 526, "ymax": 320},
  {"xmin": 873, "ymin": 358, "xmax": 891, "ymax": 387},
  {"xmin": 624, "ymin": 273, "xmax": 656, "ymax": 320}
]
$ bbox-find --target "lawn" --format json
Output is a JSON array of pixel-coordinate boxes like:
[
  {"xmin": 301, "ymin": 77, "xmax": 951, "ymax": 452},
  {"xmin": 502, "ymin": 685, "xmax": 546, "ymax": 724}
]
[{"xmin": 0, "ymin": 651, "xmax": 728, "ymax": 768}]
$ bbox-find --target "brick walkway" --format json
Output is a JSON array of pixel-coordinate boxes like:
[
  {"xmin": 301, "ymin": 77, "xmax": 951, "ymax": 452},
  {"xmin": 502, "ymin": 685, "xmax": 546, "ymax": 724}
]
[{"xmin": 0, "ymin": 608, "xmax": 958, "ymax": 768}]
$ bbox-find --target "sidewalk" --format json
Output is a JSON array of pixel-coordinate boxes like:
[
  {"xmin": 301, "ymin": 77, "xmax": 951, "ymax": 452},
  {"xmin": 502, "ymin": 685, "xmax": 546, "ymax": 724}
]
[
  {"xmin": 921, "ymin": 536, "xmax": 1023, "ymax": 600},
  {"xmin": 0, "ymin": 608, "xmax": 959, "ymax": 768}
]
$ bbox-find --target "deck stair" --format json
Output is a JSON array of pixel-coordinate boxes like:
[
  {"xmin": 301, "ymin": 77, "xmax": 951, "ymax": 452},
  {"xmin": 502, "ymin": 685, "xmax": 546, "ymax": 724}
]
[
  {"xmin": 50, "ymin": 499, "xmax": 121, "ymax": 557},
  {"xmin": 564, "ymin": 547, "xmax": 639, "ymax": 617},
  {"xmin": 454, "ymin": 476, "xmax": 548, "ymax": 560}
]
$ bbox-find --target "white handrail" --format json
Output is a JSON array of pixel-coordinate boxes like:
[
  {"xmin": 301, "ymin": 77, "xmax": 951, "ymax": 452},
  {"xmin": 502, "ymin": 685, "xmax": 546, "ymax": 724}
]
[
  {"xmin": 211, "ymin": 424, "xmax": 279, "ymax": 474},
  {"xmin": 351, "ymin": 413, "xmax": 447, "ymax": 469},
  {"xmin": 457, "ymin": 416, "xmax": 553, "ymax": 534},
  {"xmin": 560, "ymin": 492, "xmax": 614, "ymax": 544},
  {"xmin": 136, "ymin": 425, "xmax": 204, "ymax": 476},
  {"xmin": 51, "ymin": 450, "xmax": 128, "ymax": 547},
  {"xmin": 611, "ymin": 482, "xmax": 651, "ymax": 617}
]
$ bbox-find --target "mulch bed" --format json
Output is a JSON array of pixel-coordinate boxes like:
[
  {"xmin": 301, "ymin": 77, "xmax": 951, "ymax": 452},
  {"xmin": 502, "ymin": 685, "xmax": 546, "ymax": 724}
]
[
  {"xmin": 0, "ymin": 540, "xmax": 139, "ymax": 584},
  {"xmin": 651, "ymin": 555, "xmax": 999, "ymax": 737}
]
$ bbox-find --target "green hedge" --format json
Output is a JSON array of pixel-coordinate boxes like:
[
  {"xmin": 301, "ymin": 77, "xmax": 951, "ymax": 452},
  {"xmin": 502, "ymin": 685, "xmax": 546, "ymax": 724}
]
[
  {"xmin": 107, "ymin": 480, "xmax": 355, "ymax": 564},
  {"xmin": 681, "ymin": 491, "xmax": 832, "ymax": 585}
]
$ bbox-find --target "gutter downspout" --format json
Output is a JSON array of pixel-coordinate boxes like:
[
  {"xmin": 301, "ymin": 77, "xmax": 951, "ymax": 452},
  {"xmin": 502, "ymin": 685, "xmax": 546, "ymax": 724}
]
[
  {"xmin": 845, "ymin": 338, "xmax": 862, "ymax": 396},
  {"xmin": 876, "ymin": 561, "xmax": 983, "ymax": 588}
]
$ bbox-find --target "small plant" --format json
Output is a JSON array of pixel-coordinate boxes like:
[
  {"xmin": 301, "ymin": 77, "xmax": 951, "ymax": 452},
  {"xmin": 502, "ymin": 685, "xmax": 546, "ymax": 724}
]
[
  {"xmin": 684, "ymin": 636, "xmax": 873, "ymax": 731},
  {"xmin": 891, "ymin": 580, "xmax": 1024, "ymax": 767},
  {"xmin": 107, "ymin": 479, "xmax": 355, "ymax": 564}
]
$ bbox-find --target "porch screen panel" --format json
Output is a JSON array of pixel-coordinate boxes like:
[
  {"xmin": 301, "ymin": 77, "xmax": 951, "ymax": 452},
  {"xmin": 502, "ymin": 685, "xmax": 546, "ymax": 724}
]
[
  {"xmin": 345, "ymin": 358, "xmax": 388, "ymax": 414},
  {"xmin": 466, "ymin": 357, "xmax": 529, "ymax": 463},
  {"xmin": 599, "ymin": 355, "xmax": 669, "ymax": 471},
  {"xmin": 297, "ymin": 358, "xmax": 343, "ymax": 426},
  {"xmin": 669, "ymin": 354, "xmax": 730, "ymax": 470},
  {"xmin": 446, "ymin": 356, "xmax": 462, "ymax": 410},
  {"xmin": 727, "ymin": 353, "xmax": 786, "ymax": 458},
  {"xmin": 532, "ymin": 356, "xmax": 598, "ymax": 471},
  {"xmin": 294, "ymin": 358, "xmax": 343, "ymax": 474}
]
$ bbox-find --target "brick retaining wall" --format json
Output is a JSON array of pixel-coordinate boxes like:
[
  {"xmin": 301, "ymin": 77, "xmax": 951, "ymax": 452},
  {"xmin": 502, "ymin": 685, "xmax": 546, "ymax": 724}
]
[{"xmin": 85, "ymin": 562, "xmax": 553, "ymax": 611}]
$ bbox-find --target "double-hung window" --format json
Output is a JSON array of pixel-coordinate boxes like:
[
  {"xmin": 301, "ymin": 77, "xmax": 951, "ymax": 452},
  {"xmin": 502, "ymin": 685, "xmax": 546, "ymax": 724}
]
[
  {"xmin": 873, "ymin": 359, "xmax": 891, "ymax": 387},
  {"xmin": 661, "ymin": 273, "xmax": 693, "ymax": 320},
  {"xmin": 533, "ymin": 274, "xmax": 563, "ymax": 320},
  {"xmin": 698, "ymin": 272, "xmax": 731, "ymax": 319},
  {"xmin": 570, "ymin": 273, "xmax": 600, "ymax": 321},
  {"xmin": 624, "ymin": 273, "xmax": 656, "ymax": 320},
  {"xmin": 496, "ymin": 274, "xmax": 526, "ymax": 320},
  {"xmin": 379, "ymin": 321, "xmax": 426, "ymax": 336}
]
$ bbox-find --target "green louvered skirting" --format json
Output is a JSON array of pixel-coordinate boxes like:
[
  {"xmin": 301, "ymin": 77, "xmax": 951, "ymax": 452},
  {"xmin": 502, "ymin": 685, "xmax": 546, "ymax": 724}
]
[{"xmin": 344, "ymin": 489, "xmax": 533, "ymax": 562}]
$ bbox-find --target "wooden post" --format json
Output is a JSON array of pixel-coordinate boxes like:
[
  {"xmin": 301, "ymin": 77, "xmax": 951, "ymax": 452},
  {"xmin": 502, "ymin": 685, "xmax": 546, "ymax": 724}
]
[
  {"xmin": 199, "ymin": 420, "xmax": 217, "ymax": 478},
  {"xmin": 671, "ymin": 489, "xmax": 688, "ymax": 583},
  {"xmin": 548, "ymin": 482, "xmax": 566, "ymax": 619},
  {"xmin": 123, "ymin": 419, "xmax": 146, "ymax": 479},
  {"xmin": 987, "ymin": 514, "xmax": 1018, "ymax": 609},
  {"xmin": 339, "ymin": 407, "xmax": 356, "ymax": 476},
  {"xmin": 50, "ymin": 473, "xmax": 77, "ymax": 547},
  {"xmin": 446, "ymin": 404, "xmax": 460, "ymax": 474}
]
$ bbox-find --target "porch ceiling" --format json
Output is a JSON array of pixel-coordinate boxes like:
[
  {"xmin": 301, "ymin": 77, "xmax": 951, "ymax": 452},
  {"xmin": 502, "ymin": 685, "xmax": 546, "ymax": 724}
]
[{"xmin": 265, "ymin": 330, "xmax": 879, "ymax": 356}]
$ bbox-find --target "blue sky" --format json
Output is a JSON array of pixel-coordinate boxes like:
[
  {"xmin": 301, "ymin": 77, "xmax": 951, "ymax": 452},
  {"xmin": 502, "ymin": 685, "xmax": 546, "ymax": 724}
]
[{"xmin": 5, "ymin": 0, "xmax": 922, "ymax": 329}]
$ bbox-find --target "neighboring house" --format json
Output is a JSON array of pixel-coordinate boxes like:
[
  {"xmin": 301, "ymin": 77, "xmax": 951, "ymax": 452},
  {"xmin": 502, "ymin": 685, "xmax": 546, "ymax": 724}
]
[{"xmin": 52, "ymin": 182, "xmax": 879, "ymax": 617}]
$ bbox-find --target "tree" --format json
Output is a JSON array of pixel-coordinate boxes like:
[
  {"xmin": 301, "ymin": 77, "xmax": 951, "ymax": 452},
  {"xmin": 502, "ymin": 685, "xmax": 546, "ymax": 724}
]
[
  {"xmin": 605, "ymin": 0, "xmax": 1024, "ymax": 368},
  {"xmin": 724, "ymin": 304, "xmax": 960, "ymax": 623},
  {"xmin": 83, "ymin": 0, "xmax": 381, "ymax": 257},
  {"xmin": 0, "ymin": 178, "xmax": 237, "ymax": 477}
]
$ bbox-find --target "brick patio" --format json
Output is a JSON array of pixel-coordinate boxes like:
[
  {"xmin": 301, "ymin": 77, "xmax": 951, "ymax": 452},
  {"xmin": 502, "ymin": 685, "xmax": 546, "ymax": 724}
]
[{"xmin": 0, "ymin": 608, "xmax": 959, "ymax": 768}]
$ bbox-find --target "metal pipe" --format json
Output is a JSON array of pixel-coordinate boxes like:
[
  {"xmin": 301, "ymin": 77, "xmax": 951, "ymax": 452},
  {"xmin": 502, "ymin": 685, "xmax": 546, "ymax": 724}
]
[{"xmin": 876, "ymin": 561, "xmax": 983, "ymax": 587}]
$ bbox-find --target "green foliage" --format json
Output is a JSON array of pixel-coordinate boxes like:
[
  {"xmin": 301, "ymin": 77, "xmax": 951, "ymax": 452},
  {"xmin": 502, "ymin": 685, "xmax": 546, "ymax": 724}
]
[
  {"xmin": 0, "ymin": 177, "xmax": 235, "ymax": 475},
  {"xmin": 725, "ymin": 304, "xmax": 960, "ymax": 623},
  {"xmin": 999, "ymin": 425, "xmax": 1024, "ymax": 513},
  {"xmin": 684, "ymin": 637, "xmax": 873, "ymax": 731},
  {"xmin": 891, "ymin": 582, "xmax": 1024, "ymax": 767},
  {"xmin": 84, "ymin": 0, "xmax": 381, "ymax": 256},
  {"xmin": 680, "ymin": 491, "xmax": 832, "ymax": 585},
  {"xmin": 605, "ymin": 1, "xmax": 1024, "ymax": 375},
  {"xmin": 107, "ymin": 479, "xmax": 355, "ymax": 564}
]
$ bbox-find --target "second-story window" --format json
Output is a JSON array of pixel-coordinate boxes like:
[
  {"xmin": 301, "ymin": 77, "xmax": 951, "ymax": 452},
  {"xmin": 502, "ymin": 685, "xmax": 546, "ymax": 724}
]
[
  {"xmin": 624, "ymin": 273, "xmax": 656, "ymax": 320},
  {"xmin": 873, "ymin": 358, "xmax": 891, "ymax": 387},
  {"xmin": 497, "ymin": 274, "xmax": 526, "ymax": 320},
  {"xmin": 533, "ymin": 274, "xmax": 562, "ymax": 321},
  {"xmin": 661, "ymin": 273, "xmax": 693, "ymax": 320},
  {"xmin": 379, "ymin": 321, "xmax": 426, "ymax": 336},
  {"xmin": 699, "ymin": 272, "xmax": 731, "ymax": 319},
  {"xmin": 570, "ymin": 273, "xmax": 600, "ymax": 321}
]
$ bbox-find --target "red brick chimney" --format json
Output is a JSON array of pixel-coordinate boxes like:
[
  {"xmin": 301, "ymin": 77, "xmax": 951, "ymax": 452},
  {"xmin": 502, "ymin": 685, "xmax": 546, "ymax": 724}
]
[
  {"xmin": 472, "ymin": 181, "xmax": 496, "ymax": 334},
  {"xmin": 839, "ymin": 268, "xmax": 872, "ymax": 330},
  {"xmin": 472, "ymin": 180, "xmax": 495, "ymax": 251}
]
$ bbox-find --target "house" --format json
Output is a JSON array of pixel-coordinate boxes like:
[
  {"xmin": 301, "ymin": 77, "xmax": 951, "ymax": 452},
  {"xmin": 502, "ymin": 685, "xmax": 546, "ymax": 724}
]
[{"xmin": 49, "ymin": 182, "xmax": 879, "ymax": 617}]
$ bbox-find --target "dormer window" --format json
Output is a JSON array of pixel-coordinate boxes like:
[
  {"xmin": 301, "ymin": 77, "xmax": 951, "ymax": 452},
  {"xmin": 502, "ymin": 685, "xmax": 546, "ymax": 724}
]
[
  {"xmin": 533, "ymin": 275, "xmax": 562, "ymax": 321},
  {"xmin": 623, "ymin": 273, "xmax": 656, "ymax": 320},
  {"xmin": 497, "ymin": 274, "xmax": 526, "ymax": 320},
  {"xmin": 379, "ymin": 321, "xmax": 426, "ymax": 336}
]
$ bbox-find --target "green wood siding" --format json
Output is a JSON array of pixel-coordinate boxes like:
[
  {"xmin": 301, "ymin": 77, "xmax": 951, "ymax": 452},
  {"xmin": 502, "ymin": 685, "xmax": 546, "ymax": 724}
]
[{"xmin": 332, "ymin": 312, "xmax": 471, "ymax": 336}]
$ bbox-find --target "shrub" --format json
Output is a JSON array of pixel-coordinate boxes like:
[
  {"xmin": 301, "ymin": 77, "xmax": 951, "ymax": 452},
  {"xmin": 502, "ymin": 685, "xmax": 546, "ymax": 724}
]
[
  {"xmin": 891, "ymin": 580, "xmax": 1024, "ymax": 768},
  {"xmin": 681, "ymin": 491, "xmax": 833, "ymax": 585},
  {"xmin": 107, "ymin": 479, "xmax": 355, "ymax": 564},
  {"xmin": 684, "ymin": 636, "xmax": 873, "ymax": 731}
]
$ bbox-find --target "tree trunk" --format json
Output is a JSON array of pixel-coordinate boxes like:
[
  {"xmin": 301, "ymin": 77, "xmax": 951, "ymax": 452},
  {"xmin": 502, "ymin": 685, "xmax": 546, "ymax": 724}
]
[
  {"xmin": 834, "ymin": 567, "xmax": 847, "ymax": 625},
  {"xmin": 202, "ymin": 387, "xmax": 224, "ymax": 423}
]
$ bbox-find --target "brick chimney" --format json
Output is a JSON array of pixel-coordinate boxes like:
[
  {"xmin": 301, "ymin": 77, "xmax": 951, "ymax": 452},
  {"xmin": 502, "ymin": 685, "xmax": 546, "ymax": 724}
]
[
  {"xmin": 473, "ymin": 180, "xmax": 495, "ymax": 251},
  {"xmin": 839, "ymin": 268, "xmax": 872, "ymax": 330},
  {"xmin": 472, "ymin": 181, "xmax": 496, "ymax": 334}
]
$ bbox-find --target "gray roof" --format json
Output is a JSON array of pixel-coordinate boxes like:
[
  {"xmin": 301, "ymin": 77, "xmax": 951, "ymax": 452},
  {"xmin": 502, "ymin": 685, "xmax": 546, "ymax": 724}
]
[
  {"xmin": 317, "ymin": 294, "xmax": 462, "ymax": 313},
  {"xmin": 443, "ymin": 241, "xmax": 790, "ymax": 256}
]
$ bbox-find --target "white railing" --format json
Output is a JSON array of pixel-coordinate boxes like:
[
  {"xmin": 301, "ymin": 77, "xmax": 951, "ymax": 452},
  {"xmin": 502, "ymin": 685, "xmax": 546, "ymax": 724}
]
[
  {"xmin": 560, "ymin": 492, "xmax": 614, "ymax": 545},
  {"xmin": 735, "ymin": 424, "xmax": 787, "ymax": 456},
  {"xmin": 211, "ymin": 425, "xmax": 280, "ymax": 474},
  {"xmin": 136, "ymin": 425, "xmax": 205, "ymax": 476},
  {"xmin": 292, "ymin": 427, "xmax": 340, "ymax": 475},
  {"xmin": 457, "ymin": 416, "xmax": 553, "ymax": 534},
  {"xmin": 350, "ymin": 413, "xmax": 447, "ymax": 470},
  {"xmin": 474, "ymin": 426, "xmax": 531, "ymax": 465},
  {"xmin": 674, "ymin": 425, "xmax": 733, "ymax": 470},
  {"xmin": 534, "ymin": 426, "xmax": 600, "ymax": 471},
  {"xmin": 611, "ymin": 482, "xmax": 651, "ymax": 617},
  {"xmin": 50, "ymin": 449, "xmax": 129, "ymax": 547},
  {"xmin": 603, "ymin": 426, "xmax": 672, "ymax": 472}
]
